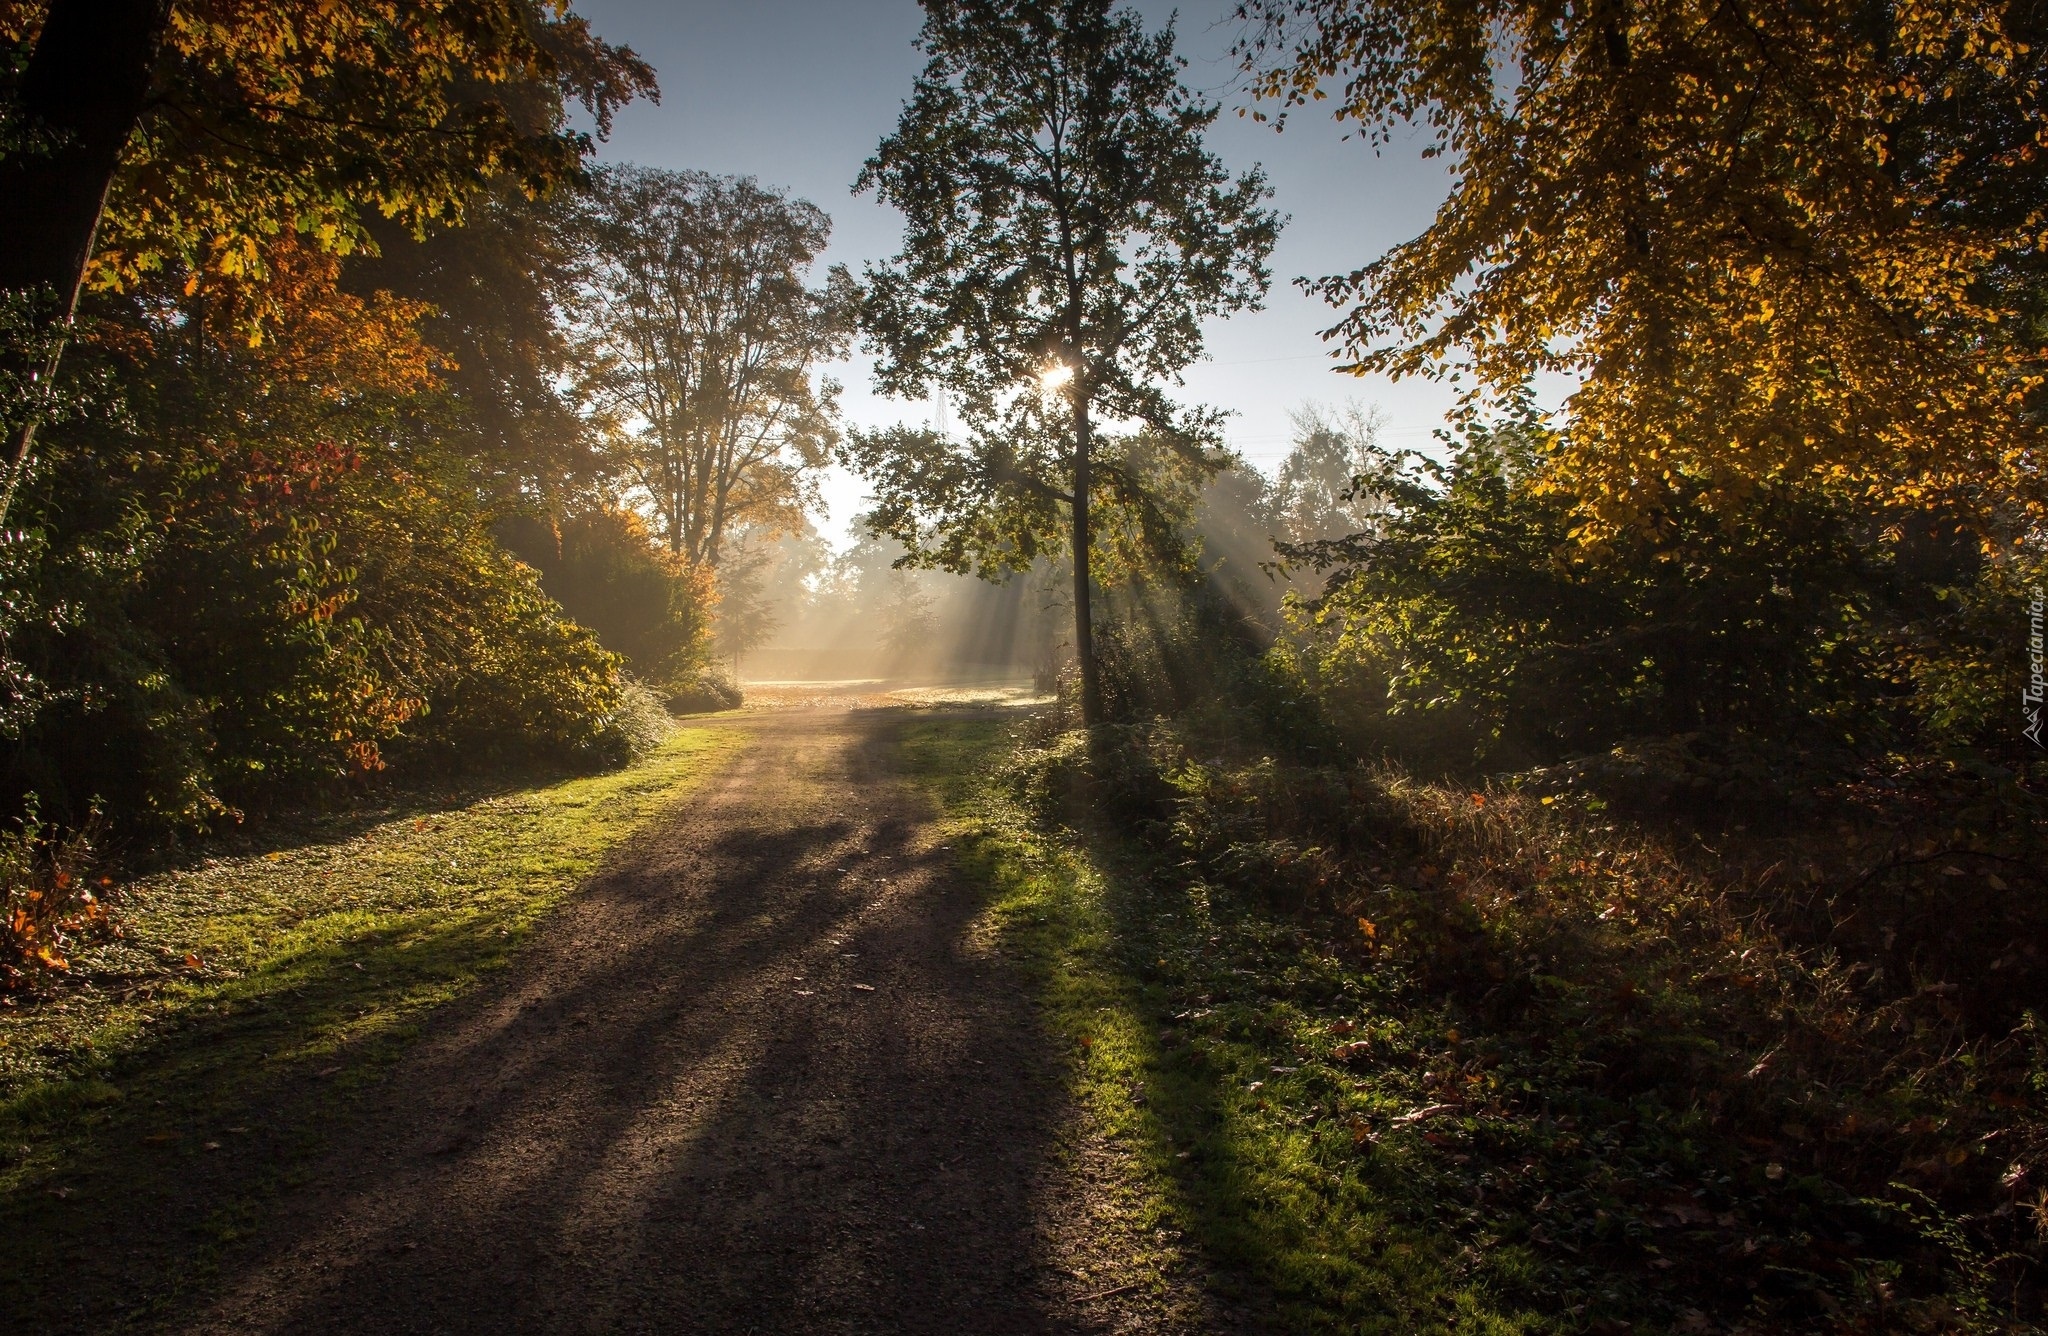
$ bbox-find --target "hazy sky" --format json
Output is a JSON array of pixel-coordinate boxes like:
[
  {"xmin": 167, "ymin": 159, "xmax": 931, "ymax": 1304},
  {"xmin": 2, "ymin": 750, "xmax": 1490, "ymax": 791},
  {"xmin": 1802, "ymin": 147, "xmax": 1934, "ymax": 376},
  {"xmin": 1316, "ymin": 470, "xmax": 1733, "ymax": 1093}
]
[{"xmin": 575, "ymin": 0, "xmax": 1462, "ymax": 546}]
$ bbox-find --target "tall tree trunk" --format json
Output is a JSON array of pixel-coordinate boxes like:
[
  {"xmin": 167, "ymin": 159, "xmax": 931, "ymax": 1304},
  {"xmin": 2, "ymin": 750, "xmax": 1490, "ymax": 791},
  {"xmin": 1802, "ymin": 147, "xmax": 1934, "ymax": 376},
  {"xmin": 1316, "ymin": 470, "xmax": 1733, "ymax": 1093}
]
[
  {"xmin": 1070, "ymin": 393, "xmax": 1103, "ymax": 727},
  {"xmin": 0, "ymin": 0, "xmax": 173, "ymax": 523}
]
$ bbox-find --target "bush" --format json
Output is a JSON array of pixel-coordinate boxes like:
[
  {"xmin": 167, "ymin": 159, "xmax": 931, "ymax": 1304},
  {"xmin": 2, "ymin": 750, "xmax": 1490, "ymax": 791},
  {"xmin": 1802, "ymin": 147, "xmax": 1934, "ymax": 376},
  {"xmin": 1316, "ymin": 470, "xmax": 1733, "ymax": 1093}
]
[
  {"xmin": 666, "ymin": 667, "xmax": 742, "ymax": 715},
  {"xmin": 8, "ymin": 429, "xmax": 639, "ymax": 827},
  {"xmin": 1283, "ymin": 406, "xmax": 2037, "ymax": 770},
  {"xmin": 0, "ymin": 802, "xmax": 107, "ymax": 990},
  {"xmin": 604, "ymin": 676, "xmax": 678, "ymax": 757},
  {"xmin": 391, "ymin": 556, "xmax": 633, "ymax": 769},
  {"xmin": 504, "ymin": 507, "xmax": 719, "ymax": 698},
  {"xmin": 2, "ymin": 247, "xmax": 636, "ymax": 830},
  {"xmin": 502, "ymin": 505, "xmax": 735, "ymax": 715}
]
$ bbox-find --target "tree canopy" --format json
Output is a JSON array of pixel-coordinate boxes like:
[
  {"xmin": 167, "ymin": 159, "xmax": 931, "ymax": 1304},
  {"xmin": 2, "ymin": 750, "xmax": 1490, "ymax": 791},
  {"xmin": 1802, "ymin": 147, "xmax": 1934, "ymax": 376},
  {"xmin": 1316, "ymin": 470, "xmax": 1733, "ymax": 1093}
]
[
  {"xmin": 0, "ymin": 0, "xmax": 654, "ymax": 520},
  {"xmin": 347, "ymin": 183, "xmax": 599, "ymax": 508},
  {"xmin": 0, "ymin": 0, "xmax": 693, "ymax": 827},
  {"xmin": 0, "ymin": 0, "xmax": 655, "ymax": 300},
  {"xmin": 1237, "ymin": 0, "xmax": 2048, "ymax": 538}
]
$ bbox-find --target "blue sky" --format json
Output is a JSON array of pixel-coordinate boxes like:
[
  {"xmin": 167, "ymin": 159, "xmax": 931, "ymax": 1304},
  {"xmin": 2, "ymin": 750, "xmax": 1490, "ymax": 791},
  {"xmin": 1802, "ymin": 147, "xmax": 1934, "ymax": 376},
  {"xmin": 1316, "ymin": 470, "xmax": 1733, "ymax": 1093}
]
[{"xmin": 575, "ymin": 0, "xmax": 1466, "ymax": 547}]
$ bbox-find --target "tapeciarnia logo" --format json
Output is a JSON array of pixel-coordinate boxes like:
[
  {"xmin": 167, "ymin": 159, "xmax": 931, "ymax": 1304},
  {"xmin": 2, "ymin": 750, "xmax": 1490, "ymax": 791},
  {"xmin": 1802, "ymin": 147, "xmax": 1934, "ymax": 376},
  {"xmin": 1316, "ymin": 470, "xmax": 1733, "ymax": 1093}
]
[{"xmin": 2027, "ymin": 585, "xmax": 2046, "ymax": 747}]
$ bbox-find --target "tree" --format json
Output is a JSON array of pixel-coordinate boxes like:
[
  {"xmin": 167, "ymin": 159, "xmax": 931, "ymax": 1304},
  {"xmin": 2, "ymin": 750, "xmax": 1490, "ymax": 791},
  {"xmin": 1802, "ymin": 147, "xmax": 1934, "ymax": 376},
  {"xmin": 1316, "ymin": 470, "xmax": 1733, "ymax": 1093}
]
[
  {"xmin": 877, "ymin": 573, "xmax": 938, "ymax": 664},
  {"xmin": 1271, "ymin": 402, "xmax": 1387, "ymax": 546},
  {"xmin": 507, "ymin": 505, "xmax": 717, "ymax": 694},
  {"xmin": 1273, "ymin": 402, "xmax": 2011, "ymax": 763},
  {"xmin": 0, "ymin": 0, "xmax": 170, "ymax": 327},
  {"xmin": 0, "ymin": 0, "xmax": 654, "ymax": 518},
  {"xmin": 1236, "ymin": 0, "xmax": 2048, "ymax": 539},
  {"xmin": 347, "ymin": 182, "xmax": 600, "ymax": 509},
  {"xmin": 711, "ymin": 528, "xmax": 783, "ymax": 678},
  {"xmin": 853, "ymin": 0, "xmax": 1279, "ymax": 725},
  {"xmin": 566, "ymin": 167, "xmax": 849, "ymax": 566}
]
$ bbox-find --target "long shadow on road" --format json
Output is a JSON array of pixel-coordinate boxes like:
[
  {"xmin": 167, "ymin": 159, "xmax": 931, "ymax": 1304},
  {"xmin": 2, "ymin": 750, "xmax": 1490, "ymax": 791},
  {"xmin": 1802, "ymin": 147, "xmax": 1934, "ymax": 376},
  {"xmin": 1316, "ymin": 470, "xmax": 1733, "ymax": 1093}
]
[{"xmin": 169, "ymin": 709, "xmax": 1081, "ymax": 1335}]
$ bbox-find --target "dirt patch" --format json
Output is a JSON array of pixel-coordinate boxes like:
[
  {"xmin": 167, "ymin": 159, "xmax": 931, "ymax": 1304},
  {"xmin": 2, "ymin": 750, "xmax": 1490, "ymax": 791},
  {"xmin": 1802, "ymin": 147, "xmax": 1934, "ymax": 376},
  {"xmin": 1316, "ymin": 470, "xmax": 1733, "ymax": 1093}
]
[{"xmin": 157, "ymin": 709, "xmax": 1220, "ymax": 1334}]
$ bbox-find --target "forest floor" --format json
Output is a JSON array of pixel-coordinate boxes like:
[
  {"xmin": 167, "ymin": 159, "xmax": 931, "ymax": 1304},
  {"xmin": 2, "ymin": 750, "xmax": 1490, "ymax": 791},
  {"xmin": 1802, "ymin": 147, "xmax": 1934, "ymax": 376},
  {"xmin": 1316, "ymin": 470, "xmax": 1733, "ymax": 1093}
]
[{"xmin": 1, "ymin": 693, "xmax": 1243, "ymax": 1334}]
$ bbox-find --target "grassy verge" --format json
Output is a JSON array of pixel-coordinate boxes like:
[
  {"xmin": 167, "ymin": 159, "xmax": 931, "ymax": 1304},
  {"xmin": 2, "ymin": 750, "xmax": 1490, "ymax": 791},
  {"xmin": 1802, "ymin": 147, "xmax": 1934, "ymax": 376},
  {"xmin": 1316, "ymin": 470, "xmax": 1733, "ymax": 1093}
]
[
  {"xmin": 899, "ymin": 717, "xmax": 1548, "ymax": 1334},
  {"xmin": 0, "ymin": 723, "xmax": 740, "ymax": 1325}
]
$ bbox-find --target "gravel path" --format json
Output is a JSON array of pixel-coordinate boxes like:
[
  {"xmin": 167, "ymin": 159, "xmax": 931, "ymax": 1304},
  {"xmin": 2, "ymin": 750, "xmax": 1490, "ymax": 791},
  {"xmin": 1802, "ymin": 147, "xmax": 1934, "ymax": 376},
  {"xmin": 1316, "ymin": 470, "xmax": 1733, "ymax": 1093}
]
[{"xmin": 178, "ymin": 706, "xmax": 1215, "ymax": 1335}]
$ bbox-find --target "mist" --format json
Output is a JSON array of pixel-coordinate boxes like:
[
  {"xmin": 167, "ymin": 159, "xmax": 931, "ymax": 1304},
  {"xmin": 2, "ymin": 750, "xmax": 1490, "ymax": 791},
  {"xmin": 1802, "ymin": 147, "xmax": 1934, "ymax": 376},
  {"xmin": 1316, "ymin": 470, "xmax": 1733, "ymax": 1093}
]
[{"xmin": 716, "ymin": 525, "xmax": 1068, "ymax": 690}]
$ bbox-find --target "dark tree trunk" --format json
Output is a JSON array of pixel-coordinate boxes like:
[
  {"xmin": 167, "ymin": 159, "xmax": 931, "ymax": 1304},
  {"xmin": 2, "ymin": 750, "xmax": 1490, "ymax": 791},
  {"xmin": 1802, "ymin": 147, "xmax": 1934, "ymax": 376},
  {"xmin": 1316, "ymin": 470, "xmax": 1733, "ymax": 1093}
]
[
  {"xmin": 0, "ymin": 0, "xmax": 173, "ymax": 517},
  {"xmin": 1070, "ymin": 393, "xmax": 1103, "ymax": 727},
  {"xmin": 0, "ymin": 0, "xmax": 168, "ymax": 300}
]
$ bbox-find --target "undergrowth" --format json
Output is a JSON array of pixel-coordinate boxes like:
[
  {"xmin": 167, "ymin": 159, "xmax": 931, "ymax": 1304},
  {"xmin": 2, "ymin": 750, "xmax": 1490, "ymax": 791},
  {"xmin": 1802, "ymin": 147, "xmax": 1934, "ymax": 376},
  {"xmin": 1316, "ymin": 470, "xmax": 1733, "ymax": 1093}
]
[
  {"xmin": 911, "ymin": 713, "xmax": 2048, "ymax": 1333},
  {"xmin": 0, "ymin": 805, "xmax": 109, "ymax": 989},
  {"xmin": 906, "ymin": 717, "xmax": 1549, "ymax": 1333}
]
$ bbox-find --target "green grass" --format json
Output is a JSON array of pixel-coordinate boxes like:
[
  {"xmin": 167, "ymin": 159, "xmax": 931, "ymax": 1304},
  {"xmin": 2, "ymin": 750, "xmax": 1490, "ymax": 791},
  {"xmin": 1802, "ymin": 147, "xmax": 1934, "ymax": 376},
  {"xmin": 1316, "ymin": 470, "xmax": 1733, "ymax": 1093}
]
[
  {"xmin": 0, "ymin": 724, "xmax": 741, "ymax": 1325},
  {"xmin": 897, "ymin": 718, "xmax": 1547, "ymax": 1335}
]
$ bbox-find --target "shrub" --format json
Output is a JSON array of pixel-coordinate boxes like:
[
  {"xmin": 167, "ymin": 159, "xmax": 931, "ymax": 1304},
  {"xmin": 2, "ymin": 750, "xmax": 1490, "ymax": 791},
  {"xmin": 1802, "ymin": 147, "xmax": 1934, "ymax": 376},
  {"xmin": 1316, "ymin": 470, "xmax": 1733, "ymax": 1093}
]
[
  {"xmin": 390, "ymin": 554, "xmax": 632, "ymax": 769},
  {"xmin": 8, "ymin": 428, "xmax": 638, "ymax": 826},
  {"xmin": 0, "ymin": 802, "xmax": 107, "ymax": 990},
  {"xmin": 505, "ymin": 506, "xmax": 720, "ymax": 697},
  {"xmin": 604, "ymin": 676, "xmax": 678, "ymax": 757},
  {"xmin": 1284, "ymin": 406, "xmax": 2036, "ymax": 769},
  {"xmin": 4, "ymin": 247, "xmax": 635, "ymax": 830},
  {"xmin": 666, "ymin": 667, "xmax": 743, "ymax": 715}
]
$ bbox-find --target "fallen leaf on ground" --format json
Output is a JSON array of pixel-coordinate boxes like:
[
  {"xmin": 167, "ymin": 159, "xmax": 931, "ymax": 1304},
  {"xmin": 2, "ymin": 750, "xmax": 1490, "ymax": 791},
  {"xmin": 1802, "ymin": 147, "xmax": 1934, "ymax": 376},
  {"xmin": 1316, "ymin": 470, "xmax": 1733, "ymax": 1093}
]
[
  {"xmin": 1662, "ymin": 1200, "xmax": 1713, "ymax": 1226},
  {"xmin": 1395, "ymin": 1103, "xmax": 1460, "ymax": 1124}
]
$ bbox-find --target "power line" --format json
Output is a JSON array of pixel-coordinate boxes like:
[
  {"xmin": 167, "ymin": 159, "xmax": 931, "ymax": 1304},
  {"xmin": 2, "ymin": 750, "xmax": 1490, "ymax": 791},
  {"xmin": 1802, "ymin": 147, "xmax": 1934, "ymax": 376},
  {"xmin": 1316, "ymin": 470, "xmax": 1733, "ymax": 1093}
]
[{"xmin": 1200, "ymin": 352, "xmax": 1347, "ymax": 368}]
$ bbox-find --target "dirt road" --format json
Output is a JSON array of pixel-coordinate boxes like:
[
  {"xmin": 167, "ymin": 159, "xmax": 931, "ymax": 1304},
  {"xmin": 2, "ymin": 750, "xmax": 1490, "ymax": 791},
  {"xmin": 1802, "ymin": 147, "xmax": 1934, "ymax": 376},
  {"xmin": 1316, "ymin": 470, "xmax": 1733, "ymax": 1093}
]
[{"xmin": 178, "ymin": 706, "xmax": 1209, "ymax": 1335}]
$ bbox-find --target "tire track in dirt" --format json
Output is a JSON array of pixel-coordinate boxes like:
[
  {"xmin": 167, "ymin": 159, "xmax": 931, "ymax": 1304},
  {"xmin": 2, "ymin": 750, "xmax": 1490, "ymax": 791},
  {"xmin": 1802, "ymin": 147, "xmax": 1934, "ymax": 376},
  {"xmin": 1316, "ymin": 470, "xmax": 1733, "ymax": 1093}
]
[{"xmin": 179, "ymin": 707, "xmax": 1226, "ymax": 1335}]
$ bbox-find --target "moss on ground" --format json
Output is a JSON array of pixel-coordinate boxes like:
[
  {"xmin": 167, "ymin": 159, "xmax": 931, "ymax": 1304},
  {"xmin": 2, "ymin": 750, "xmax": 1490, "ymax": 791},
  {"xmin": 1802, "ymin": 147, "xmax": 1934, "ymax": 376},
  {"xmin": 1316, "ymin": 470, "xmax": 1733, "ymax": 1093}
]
[{"xmin": 0, "ymin": 725, "xmax": 740, "ymax": 1324}]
